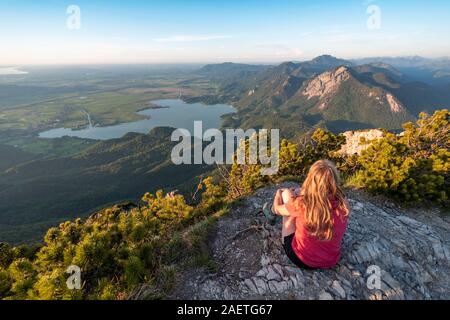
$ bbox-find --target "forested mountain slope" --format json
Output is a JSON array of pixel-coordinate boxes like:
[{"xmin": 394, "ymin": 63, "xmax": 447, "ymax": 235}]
[{"xmin": 0, "ymin": 127, "xmax": 210, "ymax": 244}]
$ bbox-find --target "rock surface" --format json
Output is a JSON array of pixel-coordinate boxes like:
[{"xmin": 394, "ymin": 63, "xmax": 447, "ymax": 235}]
[
  {"xmin": 339, "ymin": 129, "xmax": 385, "ymax": 156},
  {"xmin": 302, "ymin": 66, "xmax": 351, "ymax": 99},
  {"xmin": 386, "ymin": 93, "xmax": 405, "ymax": 113},
  {"xmin": 171, "ymin": 183, "xmax": 450, "ymax": 300}
]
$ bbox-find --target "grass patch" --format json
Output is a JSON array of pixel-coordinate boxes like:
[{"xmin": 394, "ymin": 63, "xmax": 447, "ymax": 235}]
[
  {"xmin": 147, "ymin": 208, "xmax": 229, "ymax": 299},
  {"xmin": 181, "ymin": 209, "xmax": 229, "ymax": 269}
]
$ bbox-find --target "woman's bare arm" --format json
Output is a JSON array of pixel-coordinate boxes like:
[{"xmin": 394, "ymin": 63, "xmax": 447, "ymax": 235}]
[
  {"xmin": 274, "ymin": 204, "xmax": 292, "ymax": 217},
  {"xmin": 273, "ymin": 189, "xmax": 294, "ymax": 217}
]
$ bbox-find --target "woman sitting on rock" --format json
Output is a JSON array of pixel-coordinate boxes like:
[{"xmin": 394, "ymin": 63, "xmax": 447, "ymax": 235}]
[{"xmin": 264, "ymin": 159, "xmax": 349, "ymax": 270}]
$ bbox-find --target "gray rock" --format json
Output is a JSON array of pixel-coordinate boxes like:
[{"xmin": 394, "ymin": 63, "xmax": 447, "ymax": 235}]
[
  {"xmin": 266, "ymin": 266, "xmax": 282, "ymax": 281},
  {"xmin": 261, "ymin": 254, "xmax": 271, "ymax": 267},
  {"xmin": 272, "ymin": 264, "xmax": 284, "ymax": 277},
  {"xmin": 253, "ymin": 277, "xmax": 268, "ymax": 295},
  {"xmin": 256, "ymin": 267, "xmax": 269, "ymax": 278},
  {"xmin": 332, "ymin": 280, "xmax": 346, "ymax": 299},
  {"xmin": 269, "ymin": 280, "xmax": 289, "ymax": 294},
  {"xmin": 318, "ymin": 290, "xmax": 334, "ymax": 300},
  {"xmin": 244, "ymin": 278, "xmax": 258, "ymax": 294}
]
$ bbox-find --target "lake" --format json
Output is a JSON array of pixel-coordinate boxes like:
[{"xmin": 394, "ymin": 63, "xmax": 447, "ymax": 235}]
[{"xmin": 38, "ymin": 99, "xmax": 236, "ymax": 140}]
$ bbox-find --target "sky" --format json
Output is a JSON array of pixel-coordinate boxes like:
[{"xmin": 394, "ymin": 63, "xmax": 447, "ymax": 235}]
[{"xmin": 1, "ymin": 0, "xmax": 450, "ymax": 65}]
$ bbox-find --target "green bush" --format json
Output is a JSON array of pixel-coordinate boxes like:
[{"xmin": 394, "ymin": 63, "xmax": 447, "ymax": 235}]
[
  {"xmin": 0, "ymin": 268, "xmax": 12, "ymax": 296},
  {"xmin": 0, "ymin": 181, "xmax": 227, "ymax": 300},
  {"xmin": 354, "ymin": 109, "xmax": 449, "ymax": 204},
  {"xmin": 227, "ymin": 128, "xmax": 346, "ymax": 199}
]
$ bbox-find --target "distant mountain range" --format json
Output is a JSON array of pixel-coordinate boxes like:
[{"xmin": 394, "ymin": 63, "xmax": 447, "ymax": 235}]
[
  {"xmin": 352, "ymin": 56, "xmax": 450, "ymax": 85},
  {"xmin": 197, "ymin": 55, "xmax": 450, "ymax": 137}
]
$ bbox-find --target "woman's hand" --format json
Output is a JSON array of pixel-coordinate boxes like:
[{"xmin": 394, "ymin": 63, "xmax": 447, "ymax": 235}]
[{"xmin": 274, "ymin": 189, "xmax": 283, "ymax": 204}]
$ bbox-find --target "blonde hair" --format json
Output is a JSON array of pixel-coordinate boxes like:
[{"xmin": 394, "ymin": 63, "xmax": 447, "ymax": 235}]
[{"xmin": 299, "ymin": 160, "xmax": 349, "ymax": 241}]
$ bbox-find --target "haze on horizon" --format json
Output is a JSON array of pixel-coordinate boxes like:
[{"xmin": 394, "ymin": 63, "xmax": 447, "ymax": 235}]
[{"xmin": 1, "ymin": 0, "xmax": 450, "ymax": 65}]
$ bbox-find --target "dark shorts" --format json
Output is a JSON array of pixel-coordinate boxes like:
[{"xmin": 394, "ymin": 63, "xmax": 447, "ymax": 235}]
[{"xmin": 283, "ymin": 233, "xmax": 316, "ymax": 270}]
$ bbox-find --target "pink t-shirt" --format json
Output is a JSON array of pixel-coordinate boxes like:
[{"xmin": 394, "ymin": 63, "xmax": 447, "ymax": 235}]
[{"xmin": 285, "ymin": 197, "xmax": 348, "ymax": 269}]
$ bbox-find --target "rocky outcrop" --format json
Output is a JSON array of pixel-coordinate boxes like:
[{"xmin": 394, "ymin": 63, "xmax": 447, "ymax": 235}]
[
  {"xmin": 385, "ymin": 93, "xmax": 404, "ymax": 113},
  {"xmin": 172, "ymin": 183, "xmax": 450, "ymax": 300},
  {"xmin": 302, "ymin": 66, "xmax": 351, "ymax": 100},
  {"xmin": 339, "ymin": 129, "xmax": 385, "ymax": 155}
]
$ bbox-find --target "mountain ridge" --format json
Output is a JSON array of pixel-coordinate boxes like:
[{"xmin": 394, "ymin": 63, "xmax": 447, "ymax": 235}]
[{"xmin": 200, "ymin": 56, "xmax": 448, "ymax": 135}]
